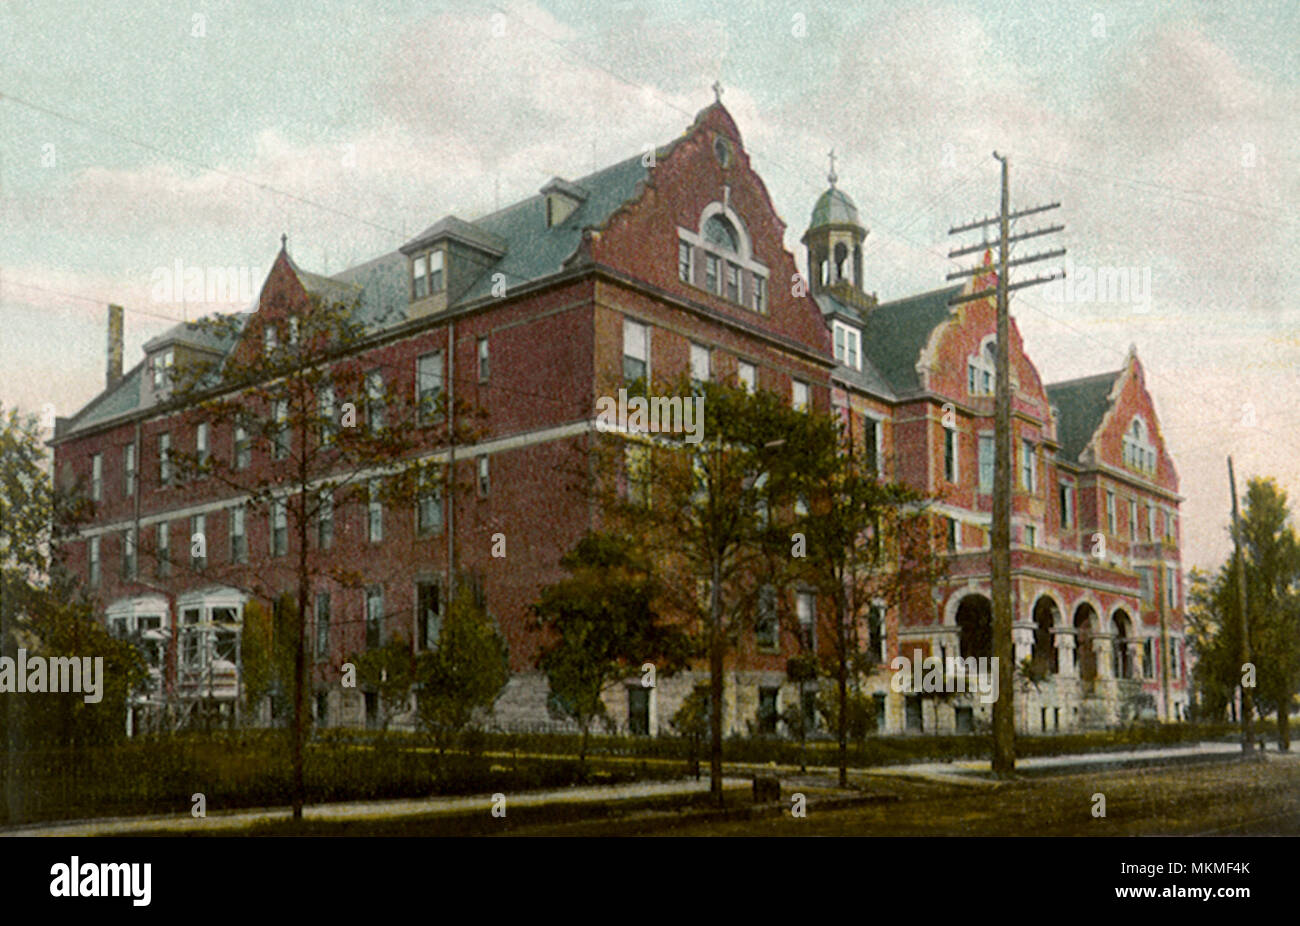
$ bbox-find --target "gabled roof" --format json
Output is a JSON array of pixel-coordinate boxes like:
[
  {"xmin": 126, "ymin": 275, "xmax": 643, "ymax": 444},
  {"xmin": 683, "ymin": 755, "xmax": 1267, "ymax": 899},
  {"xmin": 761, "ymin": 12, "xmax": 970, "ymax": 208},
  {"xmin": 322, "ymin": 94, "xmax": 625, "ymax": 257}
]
[
  {"xmin": 1045, "ymin": 370, "xmax": 1122, "ymax": 463},
  {"xmin": 400, "ymin": 215, "xmax": 508, "ymax": 257},
  {"xmin": 142, "ymin": 316, "xmax": 245, "ymax": 355},
  {"xmin": 860, "ymin": 284, "xmax": 962, "ymax": 396}
]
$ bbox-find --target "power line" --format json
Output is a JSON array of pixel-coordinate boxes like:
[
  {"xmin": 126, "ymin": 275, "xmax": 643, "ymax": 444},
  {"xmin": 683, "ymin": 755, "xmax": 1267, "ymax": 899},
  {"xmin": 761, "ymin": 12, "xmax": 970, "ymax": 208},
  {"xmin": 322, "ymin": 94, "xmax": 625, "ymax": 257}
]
[{"xmin": 0, "ymin": 90, "xmax": 405, "ymax": 239}]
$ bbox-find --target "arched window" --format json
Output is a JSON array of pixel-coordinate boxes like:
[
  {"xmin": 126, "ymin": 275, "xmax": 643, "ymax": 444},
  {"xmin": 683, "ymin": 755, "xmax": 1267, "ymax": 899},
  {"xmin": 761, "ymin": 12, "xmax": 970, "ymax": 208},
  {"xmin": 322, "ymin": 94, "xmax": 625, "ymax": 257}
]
[
  {"xmin": 833, "ymin": 242, "xmax": 849, "ymax": 284},
  {"xmin": 967, "ymin": 336, "xmax": 996, "ymax": 395},
  {"xmin": 683, "ymin": 207, "xmax": 764, "ymax": 310},
  {"xmin": 703, "ymin": 214, "xmax": 739, "ymax": 253}
]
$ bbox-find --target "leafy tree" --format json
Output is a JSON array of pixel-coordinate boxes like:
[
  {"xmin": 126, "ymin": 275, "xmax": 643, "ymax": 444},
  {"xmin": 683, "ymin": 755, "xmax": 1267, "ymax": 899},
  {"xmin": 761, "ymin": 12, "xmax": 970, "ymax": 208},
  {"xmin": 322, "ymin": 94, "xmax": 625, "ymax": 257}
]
[
  {"xmin": 1189, "ymin": 478, "xmax": 1300, "ymax": 749},
  {"xmin": 415, "ymin": 585, "xmax": 509, "ymax": 755},
  {"xmin": 12, "ymin": 573, "xmax": 148, "ymax": 748},
  {"xmin": 783, "ymin": 653, "xmax": 819, "ymax": 772},
  {"xmin": 534, "ymin": 531, "xmax": 692, "ymax": 763},
  {"xmin": 598, "ymin": 377, "xmax": 812, "ymax": 807},
  {"xmin": 780, "ymin": 408, "xmax": 946, "ymax": 786},
  {"xmin": 239, "ymin": 596, "xmax": 297, "ymax": 726},
  {"xmin": 669, "ymin": 682, "xmax": 710, "ymax": 779},
  {"xmin": 1, "ymin": 406, "xmax": 105, "ymax": 817},
  {"xmin": 163, "ymin": 287, "xmax": 483, "ymax": 819},
  {"xmin": 349, "ymin": 638, "xmax": 417, "ymax": 734}
]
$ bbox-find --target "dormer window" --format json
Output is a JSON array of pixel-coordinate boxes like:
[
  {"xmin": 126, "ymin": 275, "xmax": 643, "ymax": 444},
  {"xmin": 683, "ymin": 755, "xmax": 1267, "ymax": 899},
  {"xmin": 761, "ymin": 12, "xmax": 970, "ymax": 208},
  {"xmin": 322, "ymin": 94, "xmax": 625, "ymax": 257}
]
[
  {"xmin": 541, "ymin": 178, "xmax": 587, "ymax": 228},
  {"xmin": 833, "ymin": 320, "xmax": 861, "ymax": 370},
  {"xmin": 151, "ymin": 348, "xmax": 174, "ymax": 390},
  {"xmin": 967, "ymin": 336, "xmax": 996, "ymax": 395},
  {"xmin": 1123, "ymin": 417, "xmax": 1156, "ymax": 474},
  {"xmin": 412, "ymin": 250, "xmax": 445, "ymax": 300},
  {"xmin": 263, "ymin": 325, "xmax": 277, "ymax": 357}
]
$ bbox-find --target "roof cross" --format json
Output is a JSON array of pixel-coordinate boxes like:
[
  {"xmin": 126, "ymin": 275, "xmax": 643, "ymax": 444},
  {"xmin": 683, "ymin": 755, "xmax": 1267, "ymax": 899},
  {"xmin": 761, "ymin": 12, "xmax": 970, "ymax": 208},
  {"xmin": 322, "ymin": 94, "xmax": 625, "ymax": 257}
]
[
  {"xmin": 712, "ymin": 80, "xmax": 723, "ymax": 103},
  {"xmin": 827, "ymin": 149, "xmax": 838, "ymax": 187}
]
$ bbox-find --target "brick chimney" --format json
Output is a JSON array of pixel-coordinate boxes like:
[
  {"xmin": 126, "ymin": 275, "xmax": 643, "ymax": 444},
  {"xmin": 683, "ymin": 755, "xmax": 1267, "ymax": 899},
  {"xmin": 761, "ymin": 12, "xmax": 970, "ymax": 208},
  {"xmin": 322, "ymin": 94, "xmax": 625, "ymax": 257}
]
[{"xmin": 106, "ymin": 303, "xmax": 124, "ymax": 389}]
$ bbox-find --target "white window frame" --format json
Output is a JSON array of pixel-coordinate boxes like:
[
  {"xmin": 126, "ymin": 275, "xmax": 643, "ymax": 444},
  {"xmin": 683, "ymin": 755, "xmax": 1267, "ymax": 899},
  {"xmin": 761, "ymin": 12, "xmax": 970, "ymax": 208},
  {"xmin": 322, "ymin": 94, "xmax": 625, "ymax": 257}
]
[
  {"xmin": 1106, "ymin": 491, "xmax": 1117, "ymax": 534},
  {"xmin": 368, "ymin": 479, "xmax": 383, "ymax": 543},
  {"xmin": 271, "ymin": 499, "xmax": 287, "ymax": 557},
  {"xmin": 792, "ymin": 380, "xmax": 809, "ymax": 411},
  {"xmin": 417, "ymin": 351, "xmax": 444, "ymax": 425},
  {"xmin": 622, "ymin": 318, "xmax": 649, "ymax": 383},
  {"xmin": 1059, "ymin": 479, "xmax": 1075, "ymax": 528},
  {"xmin": 967, "ymin": 336, "xmax": 996, "ymax": 396},
  {"xmin": 159, "ymin": 432, "xmax": 171, "ymax": 486},
  {"xmin": 124, "ymin": 443, "xmax": 135, "ymax": 497},
  {"xmin": 832, "ymin": 320, "xmax": 861, "ymax": 371},
  {"xmin": 1021, "ymin": 440, "xmax": 1036, "ymax": 492},
  {"xmin": 690, "ymin": 343, "xmax": 710, "ymax": 385},
  {"xmin": 738, "ymin": 361, "xmax": 756, "ymax": 393},
  {"xmin": 862, "ymin": 412, "xmax": 884, "ymax": 476},
  {"xmin": 191, "ymin": 513, "xmax": 206, "ymax": 568},
  {"xmin": 230, "ymin": 505, "xmax": 247, "ymax": 563},
  {"xmin": 944, "ymin": 426, "xmax": 959, "ymax": 484},
  {"xmin": 91, "ymin": 453, "xmax": 102, "ymax": 501},
  {"xmin": 978, "ymin": 432, "xmax": 994, "ymax": 494}
]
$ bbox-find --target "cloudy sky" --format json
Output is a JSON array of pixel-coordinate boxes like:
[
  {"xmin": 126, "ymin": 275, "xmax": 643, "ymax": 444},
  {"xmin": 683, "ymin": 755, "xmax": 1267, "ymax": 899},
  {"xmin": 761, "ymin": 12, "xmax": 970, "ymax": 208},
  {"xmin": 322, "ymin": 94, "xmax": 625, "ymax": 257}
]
[{"xmin": 1, "ymin": 0, "xmax": 1296, "ymax": 572}]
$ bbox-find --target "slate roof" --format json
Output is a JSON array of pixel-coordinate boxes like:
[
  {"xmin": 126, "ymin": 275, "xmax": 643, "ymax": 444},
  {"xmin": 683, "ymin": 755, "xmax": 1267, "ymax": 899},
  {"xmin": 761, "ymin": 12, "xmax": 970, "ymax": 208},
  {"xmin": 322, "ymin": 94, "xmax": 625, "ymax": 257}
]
[
  {"xmin": 813, "ymin": 292, "xmax": 896, "ymax": 400},
  {"xmin": 455, "ymin": 154, "xmax": 648, "ymax": 302},
  {"xmin": 58, "ymin": 151, "xmax": 652, "ymax": 440},
  {"xmin": 64, "ymin": 362, "xmax": 144, "ymax": 434},
  {"xmin": 1046, "ymin": 370, "xmax": 1122, "ymax": 463},
  {"xmin": 860, "ymin": 284, "xmax": 963, "ymax": 396},
  {"xmin": 142, "ymin": 316, "xmax": 246, "ymax": 354}
]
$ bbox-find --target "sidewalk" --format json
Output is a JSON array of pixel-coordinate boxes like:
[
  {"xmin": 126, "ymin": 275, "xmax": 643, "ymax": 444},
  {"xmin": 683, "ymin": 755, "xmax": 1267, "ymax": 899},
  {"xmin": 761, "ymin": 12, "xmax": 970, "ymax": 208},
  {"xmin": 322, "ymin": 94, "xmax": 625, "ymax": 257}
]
[
  {"xmin": 861, "ymin": 740, "xmax": 1247, "ymax": 786},
  {"xmin": 4, "ymin": 776, "xmax": 755, "ymax": 837}
]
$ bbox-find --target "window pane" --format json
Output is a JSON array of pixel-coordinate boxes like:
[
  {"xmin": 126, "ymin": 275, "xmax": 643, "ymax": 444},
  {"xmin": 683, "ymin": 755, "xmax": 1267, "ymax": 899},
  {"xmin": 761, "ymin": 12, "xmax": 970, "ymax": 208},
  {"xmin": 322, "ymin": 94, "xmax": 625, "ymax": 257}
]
[
  {"xmin": 703, "ymin": 215, "xmax": 738, "ymax": 252},
  {"xmin": 428, "ymin": 251, "xmax": 444, "ymax": 292}
]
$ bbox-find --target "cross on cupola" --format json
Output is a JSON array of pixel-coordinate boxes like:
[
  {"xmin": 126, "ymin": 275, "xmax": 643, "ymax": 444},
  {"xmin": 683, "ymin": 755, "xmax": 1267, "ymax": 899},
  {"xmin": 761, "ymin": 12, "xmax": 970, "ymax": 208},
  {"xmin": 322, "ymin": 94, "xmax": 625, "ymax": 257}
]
[
  {"xmin": 712, "ymin": 80, "xmax": 723, "ymax": 103},
  {"xmin": 827, "ymin": 149, "xmax": 838, "ymax": 187}
]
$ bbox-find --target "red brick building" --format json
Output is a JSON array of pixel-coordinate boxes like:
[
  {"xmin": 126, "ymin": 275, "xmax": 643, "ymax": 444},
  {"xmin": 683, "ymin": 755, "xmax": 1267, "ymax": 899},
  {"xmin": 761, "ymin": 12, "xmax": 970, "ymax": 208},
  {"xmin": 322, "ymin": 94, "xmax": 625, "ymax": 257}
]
[{"xmin": 50, "ymin": 100, "xmax": 1186, "ymax": 736}]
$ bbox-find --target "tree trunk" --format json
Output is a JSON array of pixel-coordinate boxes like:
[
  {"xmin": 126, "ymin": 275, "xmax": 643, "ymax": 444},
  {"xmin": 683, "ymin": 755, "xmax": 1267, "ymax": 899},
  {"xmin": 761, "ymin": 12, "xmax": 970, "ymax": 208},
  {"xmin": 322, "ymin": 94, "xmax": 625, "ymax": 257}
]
[
  {"xmin": 1279, "ymin": 707, "xmax": 1290, "ymax": 752},
  {"xmin": 837, "ymin": 592, "xmax": 849, "ymax": 788},
  {"xmin": 709, "ymin": 555, "xmax": 724, "ymax": 808},
  {"xmin": 580, "ymin": 722, "xmax": 589, "ymax": 766},
  {"xmin": 292, "ymin": 488, "xmax": 309, "ymax": 822}
]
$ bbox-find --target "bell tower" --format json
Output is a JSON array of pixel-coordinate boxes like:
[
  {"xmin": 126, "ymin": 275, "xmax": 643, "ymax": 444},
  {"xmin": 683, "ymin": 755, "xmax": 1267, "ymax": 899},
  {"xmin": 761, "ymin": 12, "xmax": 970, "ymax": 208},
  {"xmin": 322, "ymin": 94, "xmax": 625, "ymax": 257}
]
[{"xmin": 802, "ymin": 150, "xmax": 875, "ymax": 310}]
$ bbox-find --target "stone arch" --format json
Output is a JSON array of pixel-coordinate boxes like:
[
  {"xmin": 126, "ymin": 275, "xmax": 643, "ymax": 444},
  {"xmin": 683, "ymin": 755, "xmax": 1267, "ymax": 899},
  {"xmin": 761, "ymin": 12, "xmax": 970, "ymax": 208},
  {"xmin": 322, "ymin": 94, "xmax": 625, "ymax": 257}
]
[
  {"xmin": 955, "ymin": 594, "xmax": 992, "ymax": 661},
  {"xmin": 1073, "ymin": 601, "xmax": 1099, "ymax": 682},
  {"xmin": 942, "ymin": 582, "xmax": 989, "ymax": 626},
  {"xmin": 1031, "ymin": 595, "xmax": 1061, "ymax": 674},
  {"xmin": 1111, "ymin": 608, "xmax": 1133, "ymax": 679}
]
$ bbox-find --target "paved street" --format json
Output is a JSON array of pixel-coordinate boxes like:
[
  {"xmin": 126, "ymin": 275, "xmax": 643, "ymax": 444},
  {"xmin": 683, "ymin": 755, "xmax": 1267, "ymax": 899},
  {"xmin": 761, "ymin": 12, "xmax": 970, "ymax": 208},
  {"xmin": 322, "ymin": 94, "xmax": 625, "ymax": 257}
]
[{"xmin": 4, "ymin": 740, "xmax": 1280, "ymax": 837}]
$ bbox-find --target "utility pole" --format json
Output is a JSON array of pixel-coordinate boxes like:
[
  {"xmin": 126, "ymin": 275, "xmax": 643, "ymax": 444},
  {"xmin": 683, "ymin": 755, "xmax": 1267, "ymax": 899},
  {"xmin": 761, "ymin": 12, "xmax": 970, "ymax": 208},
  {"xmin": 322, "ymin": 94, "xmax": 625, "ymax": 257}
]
[
  {"xmin": 947, "ymin": 154, "xmax": 1064, "ymax": 776},
  {"xmin": 1228, "ymin": 456, "xmax": 1255, "ymax": 752}
]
